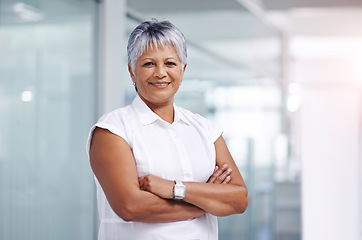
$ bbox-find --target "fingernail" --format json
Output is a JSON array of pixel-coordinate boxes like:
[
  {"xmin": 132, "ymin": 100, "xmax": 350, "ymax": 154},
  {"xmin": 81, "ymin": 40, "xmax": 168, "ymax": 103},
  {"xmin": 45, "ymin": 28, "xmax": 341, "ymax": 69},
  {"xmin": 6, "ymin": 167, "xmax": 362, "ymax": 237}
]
[
  {"xmin": 227, "ymin": 168, "xmax": 232, "ymax": 174},
  {"xmin": 223, "ymin": 164, "xmax": 228, "ymax": 168}
]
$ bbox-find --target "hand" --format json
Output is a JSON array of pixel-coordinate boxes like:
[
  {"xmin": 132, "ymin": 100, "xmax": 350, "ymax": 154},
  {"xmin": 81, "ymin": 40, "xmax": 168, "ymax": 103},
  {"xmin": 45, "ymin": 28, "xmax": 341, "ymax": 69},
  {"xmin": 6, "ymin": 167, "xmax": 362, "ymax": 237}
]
[
  {"xmin": 138, "ymin": 174, "xmax": 174, "ymax": 199},
  {"xmin": 207, "ymin": 164, "xmax": 232, "ymax": 184}
]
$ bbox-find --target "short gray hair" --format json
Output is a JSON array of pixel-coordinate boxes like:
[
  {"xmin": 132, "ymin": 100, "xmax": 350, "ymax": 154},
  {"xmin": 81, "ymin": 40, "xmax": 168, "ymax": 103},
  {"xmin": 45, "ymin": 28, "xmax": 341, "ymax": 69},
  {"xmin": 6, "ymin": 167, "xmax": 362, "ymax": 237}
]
[{"xmin": 127, "ymin": 19, "xmax": 187, "ymax": 73}]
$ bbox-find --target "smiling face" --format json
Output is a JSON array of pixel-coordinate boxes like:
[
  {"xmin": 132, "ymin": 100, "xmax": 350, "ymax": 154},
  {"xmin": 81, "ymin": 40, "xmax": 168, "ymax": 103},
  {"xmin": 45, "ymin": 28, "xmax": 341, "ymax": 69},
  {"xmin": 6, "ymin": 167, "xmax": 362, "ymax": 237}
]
[{"xmin": 129, "ymin": 44, "xmax": 186, "ymax": 108}]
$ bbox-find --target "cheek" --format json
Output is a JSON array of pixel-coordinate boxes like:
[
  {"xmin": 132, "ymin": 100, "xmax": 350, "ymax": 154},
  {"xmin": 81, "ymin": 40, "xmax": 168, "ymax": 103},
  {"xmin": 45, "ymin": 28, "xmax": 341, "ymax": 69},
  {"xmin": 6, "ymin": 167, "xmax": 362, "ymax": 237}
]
[
  {"xmin": 171, "ymin": 69, "xmax": 184, "ymax": 80},
  {"xmin": 134, "ymin": 70, "xmax": 149, "ymax": 82}
]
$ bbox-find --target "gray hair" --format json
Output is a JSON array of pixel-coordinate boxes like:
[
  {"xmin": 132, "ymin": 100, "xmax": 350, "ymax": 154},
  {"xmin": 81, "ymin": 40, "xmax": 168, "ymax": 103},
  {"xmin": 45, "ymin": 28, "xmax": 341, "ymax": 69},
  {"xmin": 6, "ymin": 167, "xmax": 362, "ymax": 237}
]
[{"xmin": 127, "ymin": 19, "xmax": 187, "ymax": 73}]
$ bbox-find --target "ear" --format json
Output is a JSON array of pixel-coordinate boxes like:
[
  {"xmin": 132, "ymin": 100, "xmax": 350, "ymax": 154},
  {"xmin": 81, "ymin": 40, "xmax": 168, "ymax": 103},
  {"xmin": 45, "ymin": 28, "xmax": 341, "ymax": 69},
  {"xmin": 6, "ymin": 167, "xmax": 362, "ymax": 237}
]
[
  {"xmin": 183, "ymin": 63, "xmax": 187, "ymax": 73},
  {"xmin": 128, "ymin": 64, "xmax": 135, "ymax": 81}
]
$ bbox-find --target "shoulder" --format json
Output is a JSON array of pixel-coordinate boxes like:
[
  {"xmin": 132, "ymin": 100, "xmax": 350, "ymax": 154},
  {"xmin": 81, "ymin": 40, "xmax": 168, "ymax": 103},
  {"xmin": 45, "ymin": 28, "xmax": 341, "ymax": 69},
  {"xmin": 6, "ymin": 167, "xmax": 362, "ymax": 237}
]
[
  {"xmin": 94, "ymin": 104, "xmax": 136, "ymax": 140},
  {"xmin": 176, "ymin": 106, "xmax": 211, "ymax": 125},
  {"xmin": 98, "ymin": 104, "xmax": 134, "ymax": 125},
  {"xmin": 87, "ymin": 104, "xmax": 136, "ymax": 153},
  {"xmin": 176, "ymin": 106, "xmax": 223, "ymax": 142}
]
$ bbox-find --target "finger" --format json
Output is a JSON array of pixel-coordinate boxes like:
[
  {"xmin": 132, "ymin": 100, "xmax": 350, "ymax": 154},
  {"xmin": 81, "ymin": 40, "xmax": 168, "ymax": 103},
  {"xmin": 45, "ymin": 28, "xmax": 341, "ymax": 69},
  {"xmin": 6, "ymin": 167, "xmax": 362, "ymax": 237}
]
[
  {"xmin": 138, "ymin": 176, "xmax": 147, "ymax": 189},
  {"xmin": 211, "ymin": 164, "xmax": 229, "ymax": 183},
  {"xmin": 221, "ymin": 164, "xmax": 228, "ymax": 170},
  {"xmin": 139, "ymin": 180, "xmax": 144, "ymax": 189},
  {"xmin": 215, "ymin": 167, "xmax": 232, "ymax": 184},
  {"xmin": 138, "ymin": 176, "xmax": 143, "ymax": 185},
  {"xmin": 208, "ymin": 164, "xmax": 230, "ymax": 183},
  {"xmin": 208, "ymin": 169, "xmax": 217, "ymax": 183},
  {"xmin": 208, "ymin": 167, "xmax": 223, "ymax": 183},
  {"xmin": 218, "ymin": 164, "xmax": 228, "ymax": 173},
  {"xmin": 222, "ymin": 175, "xmax": 231, "ymax": 184},
  {"xmin": 215, "ymin": 164, "xmax": 229, "ymax": 182}
]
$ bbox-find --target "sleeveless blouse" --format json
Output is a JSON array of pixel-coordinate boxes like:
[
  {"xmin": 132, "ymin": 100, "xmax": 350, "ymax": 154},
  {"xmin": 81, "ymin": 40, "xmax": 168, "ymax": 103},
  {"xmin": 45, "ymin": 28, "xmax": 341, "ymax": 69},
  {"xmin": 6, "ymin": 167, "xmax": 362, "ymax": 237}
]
[{"xmin": 87, "ymin": 95, "xmax": 222, "ymax": 240}]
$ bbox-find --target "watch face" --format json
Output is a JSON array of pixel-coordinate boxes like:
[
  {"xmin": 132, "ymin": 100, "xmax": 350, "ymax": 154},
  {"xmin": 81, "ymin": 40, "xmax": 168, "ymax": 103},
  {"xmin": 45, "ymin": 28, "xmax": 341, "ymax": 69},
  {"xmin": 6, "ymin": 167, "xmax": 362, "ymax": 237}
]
[{"xmin": 174, "ymin": 182, "xmax": 185, "ymax": 199}]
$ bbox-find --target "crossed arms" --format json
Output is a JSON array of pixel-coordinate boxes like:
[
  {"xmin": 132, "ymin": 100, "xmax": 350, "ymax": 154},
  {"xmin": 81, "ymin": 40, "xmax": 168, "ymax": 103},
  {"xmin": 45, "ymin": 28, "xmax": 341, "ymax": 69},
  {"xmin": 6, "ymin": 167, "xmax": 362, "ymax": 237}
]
[{"xmin": 89, "ymin": 127, "xmax": 248, "ymax": 223}]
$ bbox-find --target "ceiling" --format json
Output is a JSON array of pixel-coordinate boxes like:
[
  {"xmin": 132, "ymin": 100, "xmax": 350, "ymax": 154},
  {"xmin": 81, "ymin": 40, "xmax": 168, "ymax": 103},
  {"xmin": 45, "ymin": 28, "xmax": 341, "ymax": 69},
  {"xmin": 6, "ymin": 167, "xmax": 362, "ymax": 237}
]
[
  {"xmin": 126, "ymin": 0, "xmax": 362, "ymax": 81},
  {"xmin": 261, "ymin": 0, "xmax": 362, "ymax": 37},
  {"xmin": 3, "ymin": 0, "xmax": 360, "ymax": 82},
  {"xmin": 262, "ymin": 0, "xmax": 362, "ymax": 10},
  {"xmin": 127, "ymin": 0, "xmax": 246, "ymax": 12},
  {"xmin": 127, "ymin": 0, "xmax": 362, "ymax": 13},
  {"xmin": 126, "ymin": 0, "xmax": 284, "ymax": 80}
]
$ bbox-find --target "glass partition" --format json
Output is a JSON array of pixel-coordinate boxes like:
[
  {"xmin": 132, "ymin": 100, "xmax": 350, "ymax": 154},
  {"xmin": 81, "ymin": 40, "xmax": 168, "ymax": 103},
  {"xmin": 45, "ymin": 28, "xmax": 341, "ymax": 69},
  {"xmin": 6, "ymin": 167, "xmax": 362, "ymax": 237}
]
[
  {"xmin": 0, "ymin": 0, "xmax": 97, "ymax": 239},
  {"xmin": 0, "ymin": 0, "xmax": 295, "ymax": 239}
]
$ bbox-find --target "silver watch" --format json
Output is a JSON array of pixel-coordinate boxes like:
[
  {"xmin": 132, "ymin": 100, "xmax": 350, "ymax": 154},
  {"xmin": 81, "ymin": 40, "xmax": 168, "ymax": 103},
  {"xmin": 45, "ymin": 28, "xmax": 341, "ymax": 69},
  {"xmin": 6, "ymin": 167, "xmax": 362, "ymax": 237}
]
[{"xmin": 173, "ymin": 180, "xmax": 185, "ymax": 199}]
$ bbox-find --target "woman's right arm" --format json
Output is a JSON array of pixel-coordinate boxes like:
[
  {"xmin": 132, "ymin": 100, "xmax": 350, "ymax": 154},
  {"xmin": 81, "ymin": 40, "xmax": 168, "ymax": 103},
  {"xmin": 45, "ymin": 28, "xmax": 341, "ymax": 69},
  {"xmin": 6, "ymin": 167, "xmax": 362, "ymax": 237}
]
[{"xmin": 90, "ymin": 127, "xmax": 215, "ymax": 223}]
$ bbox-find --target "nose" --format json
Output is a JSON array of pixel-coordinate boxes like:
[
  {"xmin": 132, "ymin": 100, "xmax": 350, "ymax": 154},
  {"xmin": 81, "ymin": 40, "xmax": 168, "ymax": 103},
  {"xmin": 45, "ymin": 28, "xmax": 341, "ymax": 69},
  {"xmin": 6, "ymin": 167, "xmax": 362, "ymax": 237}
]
[{"xmin": 154, "ymin": 65, "xmax": 166, "ymax": 78}]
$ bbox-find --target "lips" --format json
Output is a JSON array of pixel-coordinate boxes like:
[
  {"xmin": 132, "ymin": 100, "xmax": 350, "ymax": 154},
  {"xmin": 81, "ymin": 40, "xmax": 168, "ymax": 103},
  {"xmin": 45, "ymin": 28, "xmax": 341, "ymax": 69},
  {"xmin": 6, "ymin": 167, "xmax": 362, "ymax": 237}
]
[{"xmin": 149, "ymin": 82, "xmax": 170, "ymax": 87}]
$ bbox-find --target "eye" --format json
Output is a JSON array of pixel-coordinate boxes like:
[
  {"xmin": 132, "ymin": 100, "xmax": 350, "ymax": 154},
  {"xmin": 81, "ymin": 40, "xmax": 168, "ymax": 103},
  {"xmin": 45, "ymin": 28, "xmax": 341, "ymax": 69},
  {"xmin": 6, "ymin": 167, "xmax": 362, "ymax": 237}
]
[
  {"xmin": 143, "ymin": 62, "xmax": 154, "ymax": 67},
  {"xmin": 165, "ymin": 62, "xmax": 176, "ymax": 67}
]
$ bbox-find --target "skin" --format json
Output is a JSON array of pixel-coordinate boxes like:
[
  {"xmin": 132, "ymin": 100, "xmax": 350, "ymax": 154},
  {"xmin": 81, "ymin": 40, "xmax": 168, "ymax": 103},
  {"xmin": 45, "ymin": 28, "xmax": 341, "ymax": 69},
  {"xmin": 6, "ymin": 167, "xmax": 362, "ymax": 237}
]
[
  {"xmin": 138, "ymin": 136, "xmax": 248, "ymax": 216},
  {"xmin": 128, "ymin": 44, "xmax": 186, "ymax": 123},
  {"xmin": 89, "ymin": 43, "xmax": 248, "ymax": 222}
]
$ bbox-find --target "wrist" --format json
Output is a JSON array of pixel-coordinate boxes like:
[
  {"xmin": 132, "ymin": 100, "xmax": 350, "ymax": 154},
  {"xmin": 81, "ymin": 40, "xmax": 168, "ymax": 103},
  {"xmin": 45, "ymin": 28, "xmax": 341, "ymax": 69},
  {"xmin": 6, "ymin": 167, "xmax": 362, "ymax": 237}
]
[{"xmin": 173, "ymin": 180, "xmax": 186, "ymax": 200}]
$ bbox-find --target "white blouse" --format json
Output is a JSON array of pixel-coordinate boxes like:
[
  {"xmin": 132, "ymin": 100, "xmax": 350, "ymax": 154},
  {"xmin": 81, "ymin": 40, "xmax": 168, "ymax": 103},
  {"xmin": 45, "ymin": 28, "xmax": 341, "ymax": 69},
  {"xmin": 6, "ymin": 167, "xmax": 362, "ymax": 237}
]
[{"xmin": 87, "ymin": 95, "xmax": 222, "ymax": 240}]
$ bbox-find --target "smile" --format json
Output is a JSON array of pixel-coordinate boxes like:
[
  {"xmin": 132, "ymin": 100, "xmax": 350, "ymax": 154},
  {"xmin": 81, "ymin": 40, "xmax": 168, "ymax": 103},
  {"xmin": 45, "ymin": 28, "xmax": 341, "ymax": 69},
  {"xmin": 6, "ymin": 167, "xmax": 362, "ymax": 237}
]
[{"xmin": 149, "ymin": 82, "xmax": 170, "ymax": 87}]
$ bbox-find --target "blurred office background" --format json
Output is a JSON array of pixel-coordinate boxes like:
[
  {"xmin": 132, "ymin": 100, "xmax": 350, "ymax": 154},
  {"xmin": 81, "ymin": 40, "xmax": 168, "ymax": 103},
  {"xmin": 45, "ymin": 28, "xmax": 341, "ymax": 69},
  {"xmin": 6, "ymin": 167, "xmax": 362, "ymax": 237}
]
[{"xmin": 0, "ymin": 0, "xmax": 361, "ymax": 239}]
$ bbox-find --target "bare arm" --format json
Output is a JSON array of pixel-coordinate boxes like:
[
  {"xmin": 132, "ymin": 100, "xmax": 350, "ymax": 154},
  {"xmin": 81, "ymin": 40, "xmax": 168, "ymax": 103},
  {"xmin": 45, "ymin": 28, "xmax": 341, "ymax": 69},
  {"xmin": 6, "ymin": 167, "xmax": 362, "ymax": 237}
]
[
  {"xmin": 89, "ymin": 127, "xmax": 231, "ymax": 223},
  {"xmin": 140, "ymin": 136, "xmax": 248, "ymax": 217},
  {"xmin": 184, "ymin": 136, "xmax": 248, "ymax": 216},
  {"xmin": 89, "ymin": 127, "xmax": 204, "ymax": 222}
]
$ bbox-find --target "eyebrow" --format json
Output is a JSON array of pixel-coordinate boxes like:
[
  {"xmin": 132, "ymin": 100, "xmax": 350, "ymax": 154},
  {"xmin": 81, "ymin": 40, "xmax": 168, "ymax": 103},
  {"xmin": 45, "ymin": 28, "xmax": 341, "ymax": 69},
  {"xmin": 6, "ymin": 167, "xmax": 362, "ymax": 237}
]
[
  {"xmin": 141, "ymin": 57, "xmax": 154, "ymax": 62},
  {"xmin": 140, "ymin": 57, "xmax": 178, "ymax": 62}
]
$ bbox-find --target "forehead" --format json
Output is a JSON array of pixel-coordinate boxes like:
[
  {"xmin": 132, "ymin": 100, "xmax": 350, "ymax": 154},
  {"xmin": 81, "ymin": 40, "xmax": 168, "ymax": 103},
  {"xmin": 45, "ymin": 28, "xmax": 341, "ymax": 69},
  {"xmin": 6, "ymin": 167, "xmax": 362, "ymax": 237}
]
[{"xmin": 139, "ymin": 43, "xmax": 179, "ymax": 59}]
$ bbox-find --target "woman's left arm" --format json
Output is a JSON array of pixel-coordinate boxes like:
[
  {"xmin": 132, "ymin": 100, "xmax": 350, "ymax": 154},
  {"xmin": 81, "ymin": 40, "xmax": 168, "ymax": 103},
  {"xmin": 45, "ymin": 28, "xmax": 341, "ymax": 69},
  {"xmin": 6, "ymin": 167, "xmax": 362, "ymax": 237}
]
[{"xmin": 139, "ymin": 135, "xmax": 248, "ymax": 217}]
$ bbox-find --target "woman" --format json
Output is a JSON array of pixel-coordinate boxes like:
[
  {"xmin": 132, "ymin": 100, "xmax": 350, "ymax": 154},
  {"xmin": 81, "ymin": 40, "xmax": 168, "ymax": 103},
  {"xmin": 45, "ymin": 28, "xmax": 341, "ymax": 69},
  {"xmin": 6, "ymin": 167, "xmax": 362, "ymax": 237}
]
[{"xmin": 87, "ymin": 19, "xmax": 248, "ymax": 240}]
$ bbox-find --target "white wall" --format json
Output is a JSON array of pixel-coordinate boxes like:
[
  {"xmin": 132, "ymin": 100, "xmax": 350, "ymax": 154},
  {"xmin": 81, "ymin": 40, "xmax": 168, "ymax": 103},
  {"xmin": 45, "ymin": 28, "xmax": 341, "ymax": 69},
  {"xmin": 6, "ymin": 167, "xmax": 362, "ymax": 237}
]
[
  {"xmin": 285, "ymin": 8, "xmax": 362, "ymax": 240},
  {"xmin": 300, "ymin": 85, "xmax": 360, "ymax": 240}
]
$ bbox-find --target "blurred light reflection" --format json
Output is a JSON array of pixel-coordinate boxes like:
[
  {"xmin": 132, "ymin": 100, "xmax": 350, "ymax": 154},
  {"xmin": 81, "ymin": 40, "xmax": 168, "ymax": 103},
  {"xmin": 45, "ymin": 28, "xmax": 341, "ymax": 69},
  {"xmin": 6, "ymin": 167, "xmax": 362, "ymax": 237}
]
[
  {"xmin": 287, "ymin": 94, "xmax": 301, "ymax": 112},
  {"xmin": 21, "ymin": 90, "xmax": 33, "ymax": 102},
  {"xmin": 13, "ymin": 2, "xmax": 43, "ymax": 22}
]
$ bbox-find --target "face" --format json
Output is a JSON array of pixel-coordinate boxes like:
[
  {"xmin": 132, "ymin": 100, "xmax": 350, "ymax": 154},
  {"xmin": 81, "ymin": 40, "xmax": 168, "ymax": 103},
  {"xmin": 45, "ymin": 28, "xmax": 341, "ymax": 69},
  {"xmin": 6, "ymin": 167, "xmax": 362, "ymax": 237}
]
[{"xmin": 129, "ymin": 44, "xmax": 186, "ymax": 108}]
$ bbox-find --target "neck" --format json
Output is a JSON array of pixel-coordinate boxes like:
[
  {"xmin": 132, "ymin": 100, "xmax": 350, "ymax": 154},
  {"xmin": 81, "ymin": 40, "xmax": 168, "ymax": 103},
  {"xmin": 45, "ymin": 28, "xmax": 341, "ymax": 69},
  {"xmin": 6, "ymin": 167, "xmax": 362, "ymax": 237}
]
[{"xmin": 140, "ymin": 96, "xmax": 175, "ymax": 124}]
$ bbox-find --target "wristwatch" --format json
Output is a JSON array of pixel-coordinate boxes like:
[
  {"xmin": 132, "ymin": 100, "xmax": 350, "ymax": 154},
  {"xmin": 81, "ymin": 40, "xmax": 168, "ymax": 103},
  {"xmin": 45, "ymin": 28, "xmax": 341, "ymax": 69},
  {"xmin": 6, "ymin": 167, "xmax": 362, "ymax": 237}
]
[{"xmin": 173, "ymin": 180, "xmax": 186, "ymax": 200}]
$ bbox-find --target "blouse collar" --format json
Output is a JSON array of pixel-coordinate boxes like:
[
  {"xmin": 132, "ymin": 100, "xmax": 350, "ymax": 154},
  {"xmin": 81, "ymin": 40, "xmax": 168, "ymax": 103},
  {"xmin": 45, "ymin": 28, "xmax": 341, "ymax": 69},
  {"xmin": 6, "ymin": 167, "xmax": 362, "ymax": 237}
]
[{"xmin": 132, "ymin": 95, "xmax": 190, "ymax": 126}]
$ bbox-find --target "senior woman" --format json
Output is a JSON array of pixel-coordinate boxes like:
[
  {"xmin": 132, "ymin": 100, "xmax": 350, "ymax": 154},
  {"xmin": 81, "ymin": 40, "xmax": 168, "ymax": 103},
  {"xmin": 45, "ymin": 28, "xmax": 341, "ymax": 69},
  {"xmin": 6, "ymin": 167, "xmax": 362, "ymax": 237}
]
[{"xmin": 87, "ymin": 19, "xmax": 248, "ymax": 240}]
